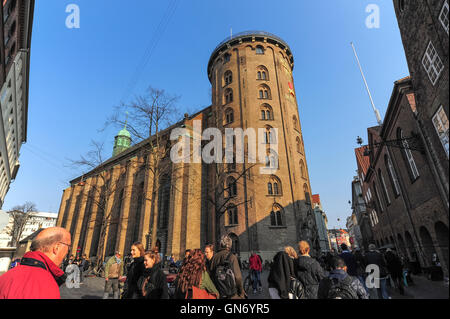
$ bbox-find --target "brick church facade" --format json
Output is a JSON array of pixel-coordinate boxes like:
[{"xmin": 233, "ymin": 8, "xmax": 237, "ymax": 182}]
[{"xmin": 56, "ymin": 31, "xmax": 320, "ymax": 262}]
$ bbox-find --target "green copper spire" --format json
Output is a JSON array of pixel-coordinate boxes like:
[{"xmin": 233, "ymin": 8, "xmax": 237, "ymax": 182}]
[{"xmin": 112, "ymin": 112, "xmax": 131, "ymax": 157}]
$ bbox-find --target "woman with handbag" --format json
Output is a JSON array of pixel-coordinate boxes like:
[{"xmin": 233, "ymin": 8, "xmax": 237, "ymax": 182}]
[
  {"xmin": 174, "ymin": 249, "xmax": 219, "ymax": 299},
  {"xmin": 138, "ymin": 250, "xmax": 168, "ymax": 299}
]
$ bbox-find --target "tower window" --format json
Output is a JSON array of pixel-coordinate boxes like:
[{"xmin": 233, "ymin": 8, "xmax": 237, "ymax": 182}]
[
  {"xmin": 256, "ymin": 46, "xmax": 264, "ymax": 55},
  {"xmin": 270, "ymin": 204, "xmax": 284, "ymax": 226},
  {"xmin": 225, "ymin": 108, "xmax": 234, "ymax": 125},
  {"xmin": 224, "ymin": 88, "xmax": 233, "ymax": 104},
  {"xmin": 422, "ymin": 41, "xmax": 444, "ymax": 85},
  {"xmin": 224, "ymin": 53, "xmax": 231, "ymax": 63},
  {"xmin": 258, "ymin": 85, "xmax": 271, "ymax": 100},
  {"xmin": 227, "ymin": 176, "xmax": 237, "ymax": 197},
  {"xmin": 227, "ymin": 205, "xmax": 238, "ymax": 225},
  {"xmin": 224, "ymin": 70, "xmax": 232, "ymax": 86}
]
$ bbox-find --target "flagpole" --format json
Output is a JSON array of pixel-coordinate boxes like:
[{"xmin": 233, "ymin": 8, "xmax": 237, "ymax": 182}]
[{"xmin": 351, "ymin": 42, "xmax": 382, "ymax": 125}]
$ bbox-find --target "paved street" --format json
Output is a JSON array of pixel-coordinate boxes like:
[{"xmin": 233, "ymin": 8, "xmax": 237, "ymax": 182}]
[{"xmin": 60, "ymin": 270, "xmax": 449, "ymax": 299}]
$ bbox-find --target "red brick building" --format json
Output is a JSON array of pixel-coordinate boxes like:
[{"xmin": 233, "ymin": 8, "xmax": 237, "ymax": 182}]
[{"xmin": 358, "ymin": 77, "xmax": 448, "ymax": 277}]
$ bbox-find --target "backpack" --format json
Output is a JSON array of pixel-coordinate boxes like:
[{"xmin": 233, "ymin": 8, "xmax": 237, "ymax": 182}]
[
  {"xmin": 214, "ymin": 252, "xmax": 237, "ymax": 298},
  {"xmin": 326, "ymin": 276, "xmax": 358, "ymax": 299}
]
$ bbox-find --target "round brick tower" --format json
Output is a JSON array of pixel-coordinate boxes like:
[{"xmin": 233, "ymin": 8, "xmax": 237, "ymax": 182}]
[{"xmin": 207, "ymin": 31, "xmax": 319, "ymax": 260}]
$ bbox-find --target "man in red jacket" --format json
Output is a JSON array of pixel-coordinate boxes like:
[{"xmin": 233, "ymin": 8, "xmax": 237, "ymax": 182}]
[
  {"xmin": 249, "ymin": 251, "xmax": 262, "ymax": 294},
  {"xmin": 0, "ymin": 227, "xmax": 71, "ymax": 299}
]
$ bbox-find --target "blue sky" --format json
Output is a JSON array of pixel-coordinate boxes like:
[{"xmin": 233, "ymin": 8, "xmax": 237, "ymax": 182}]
[{"xmin": 3, "ymin": 0, "xmax": 409, "ymax": 229}]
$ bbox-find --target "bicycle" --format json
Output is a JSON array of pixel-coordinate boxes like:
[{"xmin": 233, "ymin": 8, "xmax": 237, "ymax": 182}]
[{"xmin": 243, "ymin": 271, "xmax": 254, "ymax": 295}]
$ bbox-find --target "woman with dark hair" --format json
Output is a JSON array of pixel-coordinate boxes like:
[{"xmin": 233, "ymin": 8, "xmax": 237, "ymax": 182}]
[
  {"xmin": 174, "ymin": 249, "xmax": 219, "ymax": 299},
  {"xmin": 122, "ymin": 242, "xmax": 146, "ymax": 299},
  {"xmin": 138, "ymin": 250, "xmax": 168, "ymax": 299}
]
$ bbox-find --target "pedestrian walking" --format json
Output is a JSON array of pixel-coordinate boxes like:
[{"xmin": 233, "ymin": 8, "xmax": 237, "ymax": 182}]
[
  {"xmin": 385, "ymin": 249, "xmax": 404, "ymax": 295},
  {"xmin": 364, "ymin": 243, "xmax": 390, "ymax": 299},
  {"xmin": 0, "ymin": 227, "xmax": 71, "ymax": 299},
  {"xmin": 78, "ymin": 254, "xmax": 89, "ymax": 283},
  {"xmin": 209, "ymin": 235, "xmax": 245, "ymax": 299},
  {"xmin": 138, "ymin": 250, "xmax": 168, "ymax": 299},
  {"xmin": 103, "ymin": 251, "xmax": 124, "ymax": 299},
  {"xmin": 174, "ymin": 249, "xmax": 219, "ymax": 299},
  {"xmin": 339, "ymin": 244, "xmax": 358, "ymax": 277},
  {"xmin": 295, "ymin": 240, "xmax": 327, "ymax": 299},
  {"xmin": 122, "ymin": 242, "xmax": 146, "ymax": 299},
  {"xmin": 267, "ymin": 251, "xmax": 296, "ymax": 299},
  {"xmin": 318, "ymin": 256, "xmax": 369, "ymax": 299},
  {"xmin": 249, "ymin": 251, "xmax": 262, "ymax": 294}
]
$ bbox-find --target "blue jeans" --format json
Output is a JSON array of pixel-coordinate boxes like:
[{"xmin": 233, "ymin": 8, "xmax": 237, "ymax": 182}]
[
  {"xmin": 379, "ymin": 277, "xmax": 390, "ymax": 299},
  {"xmin": 251, "ymin": 270, "xmax": 261, "ymax": 290}
]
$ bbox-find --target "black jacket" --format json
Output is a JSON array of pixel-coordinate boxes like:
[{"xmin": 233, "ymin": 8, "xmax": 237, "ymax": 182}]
[
  {"xmin": 296, "ymin": 255, "xmax": 327, "ymax": 299},
  {"xmin": 209, "ymin": 249, "xmax": 244, "ymax": 299},
  {"xmin": 122, "ymin": 256, "xmax": 145, "ymax": 299},
  {"xmin": 364, "ymin": 251, "xmax": 388, "ymax": 277},
  {"xmin": 267, "ymin": 251, "xmax": 295, "ymax": 299},
  {"xmin": 137, "ymin": 263, "xmax": 168, "ymax": 299}
]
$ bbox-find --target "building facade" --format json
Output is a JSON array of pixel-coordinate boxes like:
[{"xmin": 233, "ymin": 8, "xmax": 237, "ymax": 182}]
[
  {"xmin": 328, "ymin": 229, "xmax": 350, "ymax": 253},
  {"xmin": 360, "ymin": 77, "xmax": 449, "ymax": 277},
  {"xmin": 56, "ymin": 31, "xmax": 320, "ymax": 262},
  {"xmin": 0, "ymin": 211, "xmax": 57, "ymax": 247},
  {"xmin": 0, "ymin": 0, "xmax": 34, "ymax": 207},
  {"xmin": 393, "ymin": 0, "xmax": 449, "ymax": 210}
]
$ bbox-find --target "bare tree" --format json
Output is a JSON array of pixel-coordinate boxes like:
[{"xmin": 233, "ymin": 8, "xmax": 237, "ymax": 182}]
[
  {"xmin": 69, "ymin": 141, "xmax": 126, "ymax": 268},
  {"xmin": 5, "ymin": 202, "xmax": 37, "ymax": 247}
]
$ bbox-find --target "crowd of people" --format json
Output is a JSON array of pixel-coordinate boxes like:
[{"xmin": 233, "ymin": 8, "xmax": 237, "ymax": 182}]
[{"xmin": 0, "ymin": 226, "xmax": 416, "ymax": 300}]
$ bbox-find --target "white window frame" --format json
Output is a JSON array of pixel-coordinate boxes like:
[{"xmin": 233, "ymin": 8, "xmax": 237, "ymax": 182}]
[
  {"xmin": 422, "ymin": 41, "xmax": 444, "ymax": 85},
  {"xmin": 374, "ymin": 184, "xmax": 384, "ymax": 212},
  {"xmin": 387, "ymin": 154, "xmax": 401, "ymax": 196},
  {"xmin": 401, "ymin": 131, "xmax": 420, "ymax": 179},
  {"xmin": 439, "ymin": 0, "xmax": 449, "ymax": 35},
  {"xmin": 432, "ymin": 105, "xmax": 449, "ymax": 158}
]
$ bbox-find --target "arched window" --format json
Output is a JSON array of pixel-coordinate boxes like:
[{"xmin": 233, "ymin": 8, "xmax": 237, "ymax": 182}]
[
  {"xmin": 385, "ymin": 154, "xmax": 400, "ymax": 197},
  {"xmin": 224, "ymin": 53, "xmax": 231, "ymax": 63},
  {"xmin": 264, "ymin": 125, "xmax": 276, "ymax": 144},
  {"xmin": 261, "ymin": 104, "xmax": 273, "ymax": 120},
  {"xmin": 225, "ymin": 108, "xmax": 234, "ymax": 124},
  {"xmin": 397, "ymin": 128, "xmax": 420, "ymax": 180},
  {"xmin": 300, "ymin": 159, "xmax": 306, "ymax": 178},
  {"xmin": 258, "ymin": 84, "xmax": 271, "ymax": 100},
  {"xmin": 256, "ymin": 66, "xmax": 269, "ymax": 81},
  {"xmin": 256, "ymin": 45, "xmax": 264, "ymax": 55},
  {"xmin": 270, "ymin": 204, "xmax": 284, "ymax": 226},
  {"xmin": 267, "ymin": 176, "xmax": 282, "ymax": 195},
  {"xmin": 158, "ymin": 175, "xmax": 171, "ymax": 229},
  {"xmin": 265, "ymin": 149, "xmax": 279, "ymax": 169},
  {"xmin": 378, "ymin": 169, "xmax": 391, "ymax": 205},
  {"xmin": 227, "ymin": 205, "xmax": 238, "ymax": 225},
  {"xmin": 293, "ymin": 115, "xmax": 300, "ymax": 131},
  {"xmin": 224, "ymin": 70, "xmax": 232, "ymax": 86},
  {"xmin": 296, "ymin": 137, "xmax": 301, "ymax": 153},
  {"xmin": 224, "ymin": 88, "xmax": 233, "ymax": 104},
  {"xmin": 227, "ymin": 176, "xmax": 237, "ymax": 197}
]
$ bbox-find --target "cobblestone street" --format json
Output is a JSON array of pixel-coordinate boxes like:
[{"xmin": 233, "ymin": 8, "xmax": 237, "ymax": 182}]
[{"xmin": 60, "ymin": 270, "xmax": 449, "ymax": 300}]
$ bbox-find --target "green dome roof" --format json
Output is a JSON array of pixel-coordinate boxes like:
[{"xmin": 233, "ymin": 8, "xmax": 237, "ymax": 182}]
[{"xmin": 117, "ymin": 127, "xmax": 131, "ymax": 138}]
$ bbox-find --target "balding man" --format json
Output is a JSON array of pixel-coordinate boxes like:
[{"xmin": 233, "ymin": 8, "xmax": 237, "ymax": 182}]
[{"xmin": 0, "ymin": 227, "xmax": 71, "ymax": 299}]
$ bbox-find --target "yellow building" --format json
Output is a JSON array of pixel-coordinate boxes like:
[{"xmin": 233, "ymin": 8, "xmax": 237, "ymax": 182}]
[{"xmin": 57, "ymin": 31, "xmax": 320, "ymax": 262}]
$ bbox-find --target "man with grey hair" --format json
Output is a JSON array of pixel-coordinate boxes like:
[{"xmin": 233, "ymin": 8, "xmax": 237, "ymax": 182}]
[
  {"xmin": 209, "ymin": 234, "xmax": 245, "ymax": 299},
  {"xmin": 0, "ymin": 227, "xmax": 71, "ymax": 299},
  {"xmin": 364, "ymin": 243, "xmax": 390, "ymax": 299}
]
